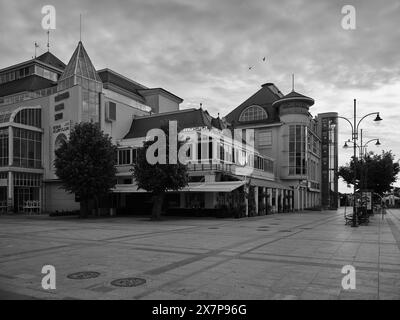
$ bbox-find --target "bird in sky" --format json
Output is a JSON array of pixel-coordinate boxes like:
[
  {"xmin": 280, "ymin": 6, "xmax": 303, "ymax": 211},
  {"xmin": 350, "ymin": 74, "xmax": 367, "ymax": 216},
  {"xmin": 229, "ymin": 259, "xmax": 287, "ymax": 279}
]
[
  {"xmin": 262, "ymin": 57, "xmax": 266, "ymax": 61},
  {"xmin": 248, "ymin": 66, "xmax": 253, "ymax": 70}
]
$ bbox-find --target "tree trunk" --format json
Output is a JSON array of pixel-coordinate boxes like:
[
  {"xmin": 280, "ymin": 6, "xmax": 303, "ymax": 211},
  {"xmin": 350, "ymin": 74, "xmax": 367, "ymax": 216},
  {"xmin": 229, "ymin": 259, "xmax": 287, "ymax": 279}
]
[
  {"xmin": 94, "ymin": 196, "xmax": 99, "ymax": 216},
  {"xmin": 151, "ymin": 193, "xmax": 165, "ymax": 220},
  {"xmin": 80, "ymin": 199, "xmax": 89, "ymax": 218}
]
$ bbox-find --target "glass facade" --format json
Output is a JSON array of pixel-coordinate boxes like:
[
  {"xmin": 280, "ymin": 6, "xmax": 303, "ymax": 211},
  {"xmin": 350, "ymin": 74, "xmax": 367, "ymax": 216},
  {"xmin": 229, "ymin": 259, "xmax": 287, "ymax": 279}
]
[
  {"xmin": 320, "ymin": 116, "xmax": 338, "ymax": 209},
  {"xmin": 289, "ymin": 125, "xmax": 307, "ymax": 175},
  {"xmin": 13, "ymin": 108, "xmax": 41, "ymax": 127},
  {"xmin": 0, "ymin": 128, "xmax": 8, "ymax": 166},
  {"xmin": 81, "ymin": 88, "xmax": 100, "ymax": 123},
  {"xmin": 13, "ymin": 128, "xmax": 42, "ymax": 169}
]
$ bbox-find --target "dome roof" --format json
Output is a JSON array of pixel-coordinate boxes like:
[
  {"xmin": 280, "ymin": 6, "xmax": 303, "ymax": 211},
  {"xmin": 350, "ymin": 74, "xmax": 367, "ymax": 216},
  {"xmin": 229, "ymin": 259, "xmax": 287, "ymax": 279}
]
[{"xmin": 272, "ymin": 90, "xmax": 314, "ymax": 107}]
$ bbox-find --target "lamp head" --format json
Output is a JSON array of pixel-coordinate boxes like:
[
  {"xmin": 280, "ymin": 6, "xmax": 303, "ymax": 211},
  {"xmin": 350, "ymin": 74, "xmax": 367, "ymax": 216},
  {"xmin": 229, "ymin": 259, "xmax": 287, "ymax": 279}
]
[
  {"xmin": 375, "ymin": 139, "xmax": 381, "ymax": 146},
  {"xmin": 343, "ymin": 142, "xmax": 349, "ymax": 149},
  {"xmin": 374, "ymin": 113, "xmax": 383, "ymax": 122}
]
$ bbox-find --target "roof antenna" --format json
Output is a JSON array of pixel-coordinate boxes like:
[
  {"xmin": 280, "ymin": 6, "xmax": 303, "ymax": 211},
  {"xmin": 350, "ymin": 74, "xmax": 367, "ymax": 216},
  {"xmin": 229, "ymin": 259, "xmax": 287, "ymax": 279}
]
[
  {"xmin": 292, "ymin": 73, "xmax": 295, "ymax": 92},
  {"xmin": 34, "ymin": 42, "xmax": 39, "ymax": 58},
  {"xmin": 46, "ymin": 29, "xmax": 50, "ymax": 52},
  {"xmin": 80, "ymin": 14, "xmax": 82, "ymax": 42}
]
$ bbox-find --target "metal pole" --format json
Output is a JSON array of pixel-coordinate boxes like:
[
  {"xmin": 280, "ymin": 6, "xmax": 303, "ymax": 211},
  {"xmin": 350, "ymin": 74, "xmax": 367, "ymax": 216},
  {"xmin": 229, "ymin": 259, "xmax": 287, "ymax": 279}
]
[{"xmin": 352, "ymin": 99, "xmax": 358, "ymax": 227}]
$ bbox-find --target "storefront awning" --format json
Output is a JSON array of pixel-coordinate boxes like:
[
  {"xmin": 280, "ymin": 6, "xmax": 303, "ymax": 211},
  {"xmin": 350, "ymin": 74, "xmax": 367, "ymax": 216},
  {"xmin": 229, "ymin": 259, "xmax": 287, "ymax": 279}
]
[
  {"xmin": 111, "ymin": 181, "xmax": 246, "ymax": 193},
  {"xmin": 248, "ymin": 178, "xmax": 292, "ymax": 190},
  {"xmin": 181, "ymin": 181, "xmax": 246, "ymax": 192}
]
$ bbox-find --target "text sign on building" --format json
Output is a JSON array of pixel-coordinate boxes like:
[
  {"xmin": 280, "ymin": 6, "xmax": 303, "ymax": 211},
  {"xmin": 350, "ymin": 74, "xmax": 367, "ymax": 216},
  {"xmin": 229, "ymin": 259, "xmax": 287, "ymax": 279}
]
[{"xmin": 52, "ymin": 121, "xmax": 70, "ymax": 135}]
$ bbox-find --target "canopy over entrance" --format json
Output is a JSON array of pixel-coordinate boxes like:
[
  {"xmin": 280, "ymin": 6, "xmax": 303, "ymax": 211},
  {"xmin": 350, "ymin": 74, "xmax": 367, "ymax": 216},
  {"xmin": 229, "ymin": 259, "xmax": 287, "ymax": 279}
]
[{"xmin": 111, "ymin": 181, "xmax": 246, "ymax": 193}]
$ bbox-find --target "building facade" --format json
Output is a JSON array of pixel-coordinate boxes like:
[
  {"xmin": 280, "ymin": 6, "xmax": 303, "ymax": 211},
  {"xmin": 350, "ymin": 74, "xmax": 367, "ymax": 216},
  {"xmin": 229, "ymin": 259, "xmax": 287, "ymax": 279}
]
[
  {"xmin": 225, "ymin": 83, "xmax": 339, "ymax": 211},
  {"xmin": 0, "ymin": 42, "xmax": 183, "ymax": 214},
  {"xmin": 0, "ymin": 41, "xmax": 337, "ymax": 216}
]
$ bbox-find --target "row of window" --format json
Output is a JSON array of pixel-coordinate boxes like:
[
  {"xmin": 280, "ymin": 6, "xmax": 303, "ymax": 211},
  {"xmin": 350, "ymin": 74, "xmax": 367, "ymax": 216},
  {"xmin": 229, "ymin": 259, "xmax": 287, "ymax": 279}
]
[
  {"xmin": 0, "ymin": 87, "xmax": 57, "ymax": 106},
  {"xmin": 13, "ymin": 172, "xmax": 41, "ymax": 187},
  {"xmin": 0, "ymin": 65, "xmax": 59, "ymax": 85},
  {"xmin": 117, "ymin": 142, "xmax": 274, "ymax": 174}
]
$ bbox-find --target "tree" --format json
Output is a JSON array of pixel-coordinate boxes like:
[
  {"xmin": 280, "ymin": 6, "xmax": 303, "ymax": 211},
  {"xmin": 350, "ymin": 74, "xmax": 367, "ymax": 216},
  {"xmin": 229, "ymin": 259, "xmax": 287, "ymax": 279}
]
[
  {"xmin": 54, "ymin": 122, "xmax": 117, "ymax": 217},
  {"xmin": 338, "ymin": 150, "xmax": 400, "ymax": 195},
  {"xmin": 131, "ymin": 124, "xmax": 188, "ymax": 220}
]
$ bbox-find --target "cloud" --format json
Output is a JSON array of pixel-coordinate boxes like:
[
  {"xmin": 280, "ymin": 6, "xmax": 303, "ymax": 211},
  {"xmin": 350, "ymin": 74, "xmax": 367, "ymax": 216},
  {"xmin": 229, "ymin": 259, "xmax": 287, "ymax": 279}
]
[{"xmin": 1, "ymin": 0, "xmax": 399, "ymax": 191}]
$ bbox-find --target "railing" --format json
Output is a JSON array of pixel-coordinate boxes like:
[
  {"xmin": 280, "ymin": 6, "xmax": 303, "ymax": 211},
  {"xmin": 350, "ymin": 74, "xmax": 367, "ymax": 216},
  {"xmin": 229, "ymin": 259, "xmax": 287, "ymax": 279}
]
[{"xmin": 22, "ymin": 200, "xmax": 41, "ymax": 214}]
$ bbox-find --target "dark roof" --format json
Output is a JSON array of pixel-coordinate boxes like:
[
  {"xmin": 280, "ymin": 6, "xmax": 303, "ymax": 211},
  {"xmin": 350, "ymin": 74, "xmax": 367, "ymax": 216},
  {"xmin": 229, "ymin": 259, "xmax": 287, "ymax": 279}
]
[
  {"xmin": 211, "ymin": 116, "xmax": 225, "ymax": 130},
  {"xmin": 272, "ymin": 90, "xmax": 314, "ymax": 107},
  {"xmin": 0, "ymin": 75, "xmax": 56, "ymax": 97},
  {"xmin": 98, "ymin": 69, "xmax": 183, "ymax": 103},
  {"xmin": 98, "ymin": 68, "xmax": 147, "ymax": 93},
  {"xmin": 124, "ymin": 108, "xmax": 223, "ymax": 139},
  {"xmin": 35, "ymin": 52, "xmax": 66, "ymax": 70},
  {"xmin": 224, "ymin": 83, "xmax": 282, "ymax": 125}
]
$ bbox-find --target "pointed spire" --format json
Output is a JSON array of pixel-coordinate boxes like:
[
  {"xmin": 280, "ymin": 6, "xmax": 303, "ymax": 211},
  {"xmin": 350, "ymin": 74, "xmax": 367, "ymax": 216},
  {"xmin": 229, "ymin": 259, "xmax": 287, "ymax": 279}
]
[{"xmin": 58, "ymin": 41, "xmax": 102, "ymax": 90}]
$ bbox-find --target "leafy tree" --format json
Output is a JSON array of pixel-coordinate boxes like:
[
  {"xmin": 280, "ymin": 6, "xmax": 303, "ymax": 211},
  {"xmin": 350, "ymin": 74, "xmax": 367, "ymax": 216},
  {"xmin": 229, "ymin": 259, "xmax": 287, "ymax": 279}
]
[
  {"xmin": 131, "ymin": 124, "xmax": 188, "ymax": 220},
  {"xmin": 54, "ymin": 122, "xmax": 117, "ymax": 217},
  {"xmin": 338, "ymin": 150, "xmax": 400, "ymax": 195}
]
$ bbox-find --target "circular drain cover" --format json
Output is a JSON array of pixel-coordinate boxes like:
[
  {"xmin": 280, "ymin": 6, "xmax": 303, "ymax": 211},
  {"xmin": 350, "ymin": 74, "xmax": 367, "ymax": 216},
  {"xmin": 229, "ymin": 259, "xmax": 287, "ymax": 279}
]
[
  {"xmin": 67, "ymin": 271, "xmax": 100, "ymax": 280},
  {"xmin": 111, "ymin": 277, "xmax": 146, "ymax": 287},
  {"xmin": 208, "ymin": 227, "xmax": 219, "ymax": 229}
]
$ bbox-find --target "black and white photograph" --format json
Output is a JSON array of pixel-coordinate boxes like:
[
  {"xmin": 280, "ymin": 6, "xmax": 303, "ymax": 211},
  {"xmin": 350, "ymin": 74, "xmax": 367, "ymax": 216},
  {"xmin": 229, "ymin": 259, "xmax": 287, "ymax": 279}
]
[{"xmin": 0, "ymin": 0, "xmax": 399, "ymax": 308}]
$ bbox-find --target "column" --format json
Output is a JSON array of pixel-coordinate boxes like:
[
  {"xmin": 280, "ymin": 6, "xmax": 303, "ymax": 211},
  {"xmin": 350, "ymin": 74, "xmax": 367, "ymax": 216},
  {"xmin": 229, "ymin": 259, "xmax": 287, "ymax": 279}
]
[
  {"xmin": 205, "ymin": 193, "xmax": 216, "ymax": 209},
  {"xmin": 262, "ymin": 187, "xmax": 266, "ymax": 215},
  {"xmin": 7, "ymin": 171, "xmax": 13, "ymax": 213},
  {"xmin": 268, "ymin": 188, "xmax": 272, "ymax": 214},
  {"xmin": 280, "ymin": 189, "xmax": 284, "ymax": 213},
  {"xmin": 180, "ymin": 193, "xmax": 185, "ymax": 208},
  {"xmin": 244, "ymin": 185, "xmax": 248, "ymax": 217},
  {"xmin": 291, "ymin": 190, "xmax": 294, "ymax": 212},
  {"xmin": 254, "ymin": 187, "xmax": 259, "ymax": 215},
  {"xmin": 8, "ymin": 126, "xmax": 13, "ymax": 166}
]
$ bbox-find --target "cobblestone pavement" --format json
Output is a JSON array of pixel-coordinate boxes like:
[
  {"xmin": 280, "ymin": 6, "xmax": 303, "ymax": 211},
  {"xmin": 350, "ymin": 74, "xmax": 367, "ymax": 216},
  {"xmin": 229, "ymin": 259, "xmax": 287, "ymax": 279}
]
[{"xmin": 0, "ymin": 208, "xmax": 399, "ymax": 300}]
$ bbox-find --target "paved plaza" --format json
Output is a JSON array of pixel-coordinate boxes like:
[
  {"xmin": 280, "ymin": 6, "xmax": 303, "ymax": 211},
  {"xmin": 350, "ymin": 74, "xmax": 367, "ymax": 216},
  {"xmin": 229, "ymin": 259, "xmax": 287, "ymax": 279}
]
[{"xmin": 0, "ymin": 208, "xmax": 400, "ymax": 300}]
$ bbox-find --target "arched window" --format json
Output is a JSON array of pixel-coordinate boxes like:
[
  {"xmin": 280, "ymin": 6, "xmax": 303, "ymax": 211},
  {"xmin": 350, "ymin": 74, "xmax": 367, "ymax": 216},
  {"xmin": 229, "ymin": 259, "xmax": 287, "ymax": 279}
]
[
  {"xmin": 11, "ymin": 107, "xmax": 41, "ymax": 128},
  {"xmin": 239, "ymin": 105, "xmax": 268, "ymax": 122},
  {"xmin": 54, "ymin": 133, "xmax": 67, "ymax": 151}
]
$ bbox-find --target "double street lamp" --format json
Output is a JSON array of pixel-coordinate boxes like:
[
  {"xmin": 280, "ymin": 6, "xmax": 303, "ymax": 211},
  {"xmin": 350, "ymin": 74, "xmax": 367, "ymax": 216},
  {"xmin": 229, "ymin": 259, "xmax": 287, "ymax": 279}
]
[
  {"xmin": 338, "ymin": 99, "xmax": 382, "ymax": 227},
  {"xmin": 343, "ymin": 137, "xmax": 381, "ymax": 158}
]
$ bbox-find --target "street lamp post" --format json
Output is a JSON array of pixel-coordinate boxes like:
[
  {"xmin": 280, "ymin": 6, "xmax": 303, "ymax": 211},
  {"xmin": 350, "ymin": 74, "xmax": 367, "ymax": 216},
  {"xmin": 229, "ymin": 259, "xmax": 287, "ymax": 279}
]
[{"xmin": 338, "ymin": 99, "xmax": 382, "ymax": 227}]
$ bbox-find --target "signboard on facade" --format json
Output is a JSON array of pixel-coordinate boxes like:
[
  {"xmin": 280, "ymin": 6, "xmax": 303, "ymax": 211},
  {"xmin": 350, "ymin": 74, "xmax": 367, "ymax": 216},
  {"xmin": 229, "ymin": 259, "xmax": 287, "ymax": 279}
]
[
  {"xmin": 52, "ymin": 121, "xmax": 71, "ymax": 135},
  {"xmin": 51, "ymin": 121, "xmax": 71, "ymax": 169}
]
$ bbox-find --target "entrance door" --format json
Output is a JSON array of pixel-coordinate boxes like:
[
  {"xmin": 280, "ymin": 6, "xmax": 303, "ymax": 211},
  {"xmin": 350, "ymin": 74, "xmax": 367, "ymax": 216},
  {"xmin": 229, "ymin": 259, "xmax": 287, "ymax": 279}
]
[{"xmin": 14, "ymin": 187, "xmax": 39, "ymax": 213}]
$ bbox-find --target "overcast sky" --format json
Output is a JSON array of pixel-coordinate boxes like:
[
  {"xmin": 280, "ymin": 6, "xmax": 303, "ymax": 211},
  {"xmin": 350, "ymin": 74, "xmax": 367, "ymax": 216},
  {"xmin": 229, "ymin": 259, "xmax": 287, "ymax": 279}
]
[{"xmin": 1, "ymin": 0, "xmax": 399, "ymax": 192}]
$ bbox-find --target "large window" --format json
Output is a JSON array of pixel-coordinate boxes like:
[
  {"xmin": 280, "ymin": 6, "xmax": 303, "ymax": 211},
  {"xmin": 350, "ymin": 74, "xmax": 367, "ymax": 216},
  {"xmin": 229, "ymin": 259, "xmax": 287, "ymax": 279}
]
[
  {"xmin": 258, "ymin": 129, "xmax": 272, "ymax": 147},
  {"xmin": 239, "ymin": 105, "xmax": 268, "ymax": 122},
  {"xmin": 0, "ymin": 129, "xmax": 8, "ymax": 166},
  {"xmin": 289, "ymin": 125, "xmax": 307, "ymax": 175},
  {"xmin": 13, "ymin": 128, "xmax": 42, "ymax": 169},
  {"xmin": 82, "ymin": 88, "xmax": 100, "ymax": 123},
  {"xmin": 117, "ymin": 149, "xmax": 137, "ymax": 165}
]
